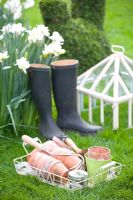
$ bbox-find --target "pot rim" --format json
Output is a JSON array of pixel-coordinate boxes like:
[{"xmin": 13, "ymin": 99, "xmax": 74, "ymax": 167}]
[
  {"xmin": 84, "ymin": 152, "xmax": 112, "ymax": 161},
  {"xmin": 88, "ymin": 146, "xmax": 111, "ymax": 154}
]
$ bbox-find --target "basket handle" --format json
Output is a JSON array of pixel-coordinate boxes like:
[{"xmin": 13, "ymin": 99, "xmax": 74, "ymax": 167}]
[{"xmin": 22, "ymin": 135, "xmax": 43, "ymax": 152}]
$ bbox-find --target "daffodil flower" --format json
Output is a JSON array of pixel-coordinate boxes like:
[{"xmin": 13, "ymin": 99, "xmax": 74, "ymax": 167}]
[
  {"xmin": 16, "ymin": 57, "xmax": 30, "ymax": 74},
  {"xmin": 0, "ymin": 51, "xmax": 9, "ymax": 63},
  {"xmin": 28, "ymin": 25, "xmax": 50, "ymax": 43}
]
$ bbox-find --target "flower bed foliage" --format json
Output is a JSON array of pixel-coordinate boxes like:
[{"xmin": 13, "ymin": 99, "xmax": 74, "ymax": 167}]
[
  {"xmin": 39, "ymin": 0, "xmax": 110, "ymax": 74},
  {"xmin": 0, "ymin": 0, "xmax": 65, "ymax": 135}
]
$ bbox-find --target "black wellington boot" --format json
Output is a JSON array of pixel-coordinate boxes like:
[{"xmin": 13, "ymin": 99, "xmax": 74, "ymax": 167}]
[
  {"xmin": 28, "ymin": 64, "xmax": 67, "ymax": 140},
  {"xmin": 51, "ymin": 60, "xmax": 103, "ymax": 136}
]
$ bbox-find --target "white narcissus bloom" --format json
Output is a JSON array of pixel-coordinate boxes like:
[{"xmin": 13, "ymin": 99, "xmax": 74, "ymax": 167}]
[
  {"xmin": 23, "ymin": 0, "xmax": 35, "ymax": 9},
  {"xmin": 2, "ymin": 24, "xmax": 11, "ymax": 34},
  {"xmin": 13, "ymin": 5, "xmax": 22, "ymax": 20},
  {"xmin": 2, "ymin": 24, "xmax": 12, "ymax": 34},
  {"xmin": 2, "ymin": 23, "xmax": 26, "ymax": 36},
  {"xmin": 43, "ymin": 44, "xmax": 55, "ymax": 56},
  {"xmin": 49, "ymin": 32, "xmax": 64, "ymax": 45},
  {"xmin": 28, "ymin": 25, "xmax": 50, "ymax": 43},
  {"xmin": 43, "ymin": 42, "xmax": 65, "ymax": 57},
  {"xmin": 36, "ymin": 25, "xmax": 50, "ymax": 37},
  {"xmin": 16, "ymin": 57, "xmax": 30, "ymax": 74},
  {"xmin": 0, "ymin": 51, "xmax": 9, "ymax": 63},
  {"xmin": 10, "ymin": 23, "xmax": 26, "ymax": 35},
  {"xmin": 4, "ymin": 0, "xmax": 22, "ymax": 20}
]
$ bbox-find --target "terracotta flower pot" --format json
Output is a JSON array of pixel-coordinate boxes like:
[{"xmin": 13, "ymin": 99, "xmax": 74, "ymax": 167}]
[
  {"xmin": 27, "ymin": 149, "xmax": 69, "ymax": 181},
  {"xmin": 88, "ymin": 146, "xmax": 111, "ymax": 160}
]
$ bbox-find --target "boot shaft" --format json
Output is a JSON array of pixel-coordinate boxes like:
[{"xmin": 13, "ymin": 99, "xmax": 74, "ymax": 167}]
[
  {"xmin": 51, "ymin": 59, "xmax": 79, "ymax": 115},
  {"xmin": 28, "ymin": 64, "xmax": 52, "ymax": 120}
]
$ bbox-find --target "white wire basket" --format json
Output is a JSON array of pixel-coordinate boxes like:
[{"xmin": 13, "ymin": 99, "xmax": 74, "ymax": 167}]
[{"xmin": 14, "ymin": 139, "xmax": 123, "ymax": 190}]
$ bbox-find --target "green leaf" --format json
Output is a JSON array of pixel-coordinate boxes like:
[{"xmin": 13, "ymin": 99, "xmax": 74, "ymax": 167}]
[{"xmin": 6, "ymin": 104, "xmax": 18, "ymax": 136}]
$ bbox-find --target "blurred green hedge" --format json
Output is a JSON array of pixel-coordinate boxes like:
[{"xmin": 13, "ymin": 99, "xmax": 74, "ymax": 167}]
[
  {"xmin": 39, "ymin": 0, "xmax": 70, "ymax": 26},
  {"xmin": 71, "ymin": 0, "xmax": 105, "ymax": 30},
  {"xmin": 39, "ymin": 0, "xmax": 110, "ymax": 74}
]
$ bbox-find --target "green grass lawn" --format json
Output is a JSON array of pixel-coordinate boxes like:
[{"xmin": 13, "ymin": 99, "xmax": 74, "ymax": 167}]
[
  {"xmin": 104, "ymin": 0, "xmax": 133, "ymax": 58},
  {"xmin": 1, "ymin": 0, "xmax": 133, "ymax": 199}
]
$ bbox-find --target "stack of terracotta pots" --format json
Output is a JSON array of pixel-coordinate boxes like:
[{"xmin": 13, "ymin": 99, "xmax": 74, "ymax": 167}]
[{"xmin": 23, "ymin": 136, "xmax": 83, "ymax": 183}]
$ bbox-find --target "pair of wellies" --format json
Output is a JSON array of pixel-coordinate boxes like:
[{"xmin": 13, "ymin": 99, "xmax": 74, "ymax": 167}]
[{"xmin": 29, "ymin": 59, "xmax": 102, "ymax": 140}]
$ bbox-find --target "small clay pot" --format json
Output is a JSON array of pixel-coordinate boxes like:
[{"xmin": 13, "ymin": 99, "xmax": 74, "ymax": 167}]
[{"xmin": 88, "ymin": 146, "xmax": 111, "ymax": 160}]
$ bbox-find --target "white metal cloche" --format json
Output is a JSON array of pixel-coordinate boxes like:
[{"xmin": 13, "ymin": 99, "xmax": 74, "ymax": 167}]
[{"xmin": 77, "ymin": 45, "xmax": 133, "ymax": 129}]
